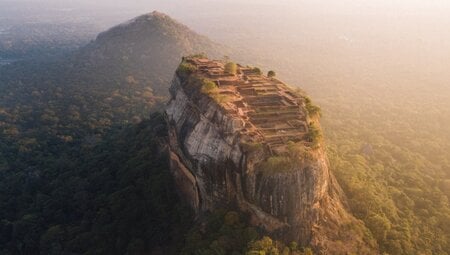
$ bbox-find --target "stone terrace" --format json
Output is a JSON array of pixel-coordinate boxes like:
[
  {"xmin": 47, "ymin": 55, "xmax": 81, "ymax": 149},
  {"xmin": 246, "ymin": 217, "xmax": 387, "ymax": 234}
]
[{"xmin": 185, "ymin": 57, "xmax": 309, "ymax": 155}]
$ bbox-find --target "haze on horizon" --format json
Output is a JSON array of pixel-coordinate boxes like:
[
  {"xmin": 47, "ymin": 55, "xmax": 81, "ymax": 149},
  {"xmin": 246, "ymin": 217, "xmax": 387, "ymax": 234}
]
[
  {"xmin": 2, "ymin": 0, "xmax": 450, "ymax": 166},
  {"xmin": 1, "ymin": 0, "xmax": 446, "ymax": 133},
  {"xmin": 2, "ymin": 0, "xmax": 450, "ymax": 145},
  {"xmin": 1, "ymin": 1, "xmax": 450, "ymax": 254},
  {"xmin": 3, "ymin": 0, "xmax": 447, "ymax": 192}
]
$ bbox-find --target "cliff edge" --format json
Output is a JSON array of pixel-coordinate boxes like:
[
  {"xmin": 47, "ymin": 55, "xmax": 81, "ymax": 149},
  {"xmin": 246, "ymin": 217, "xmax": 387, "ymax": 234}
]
[{"xmin": 165, "ymin": 57, "xmax": 377, "ymax": 254}]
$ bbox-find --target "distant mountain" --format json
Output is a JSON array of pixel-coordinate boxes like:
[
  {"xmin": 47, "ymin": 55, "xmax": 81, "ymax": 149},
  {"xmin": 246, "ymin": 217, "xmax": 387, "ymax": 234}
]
[
  {"xmin": 0, "ymin": 12, "xmax": 228, "ymax": 254},
  {"xmin": 0, "ymin": 11, "xmax": 227, "ymax": 145},
  {"xmin": 72, "ymin": 11, "xmax": 227, "ymax": 95},
  {"xmin": 0, "ymin": 22, "xmax": 98, "ymax": 60}
]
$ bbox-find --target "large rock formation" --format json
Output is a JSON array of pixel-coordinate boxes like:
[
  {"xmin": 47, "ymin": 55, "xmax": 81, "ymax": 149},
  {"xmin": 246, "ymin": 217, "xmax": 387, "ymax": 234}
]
[{"xmin": 165, "ymin": 57, "xmax": 376, "ymax": 254}]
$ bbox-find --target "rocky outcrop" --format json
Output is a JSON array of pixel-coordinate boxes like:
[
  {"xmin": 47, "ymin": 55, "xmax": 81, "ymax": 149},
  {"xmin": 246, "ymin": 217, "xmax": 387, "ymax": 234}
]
[{"xmin": 165, "ymin": 62, "xmax": 377, "ymax": 254}]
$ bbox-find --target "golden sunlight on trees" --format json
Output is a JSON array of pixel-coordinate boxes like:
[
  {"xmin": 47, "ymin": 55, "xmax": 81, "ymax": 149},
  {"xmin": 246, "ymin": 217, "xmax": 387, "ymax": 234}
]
[{"xmin": 225, "ymin": 62, "xmax": 237, "ymax": 75}]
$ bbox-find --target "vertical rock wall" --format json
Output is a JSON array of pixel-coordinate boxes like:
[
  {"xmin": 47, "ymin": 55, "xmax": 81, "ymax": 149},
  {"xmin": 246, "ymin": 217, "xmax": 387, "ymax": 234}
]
[{"xmin": 165, "ymin": 75, "xmax": 377, "ymax": 254}]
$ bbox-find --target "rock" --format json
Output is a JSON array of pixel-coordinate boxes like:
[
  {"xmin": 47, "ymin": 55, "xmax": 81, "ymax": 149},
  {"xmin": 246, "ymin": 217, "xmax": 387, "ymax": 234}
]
[{"xmin": 165, "ymin": 58, "xmax": 378, "ymax": 254}]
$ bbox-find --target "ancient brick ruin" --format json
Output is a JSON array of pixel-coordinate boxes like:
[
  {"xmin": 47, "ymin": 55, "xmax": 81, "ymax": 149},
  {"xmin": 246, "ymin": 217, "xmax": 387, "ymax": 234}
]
[{"xmin": 185, "ymin": 57, "xmax": 310, "ymax": 155}]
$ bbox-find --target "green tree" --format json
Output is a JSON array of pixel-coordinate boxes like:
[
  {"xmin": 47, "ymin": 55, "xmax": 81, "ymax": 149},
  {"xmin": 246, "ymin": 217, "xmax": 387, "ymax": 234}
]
[
  {"xmin": 289, "ymin": 241, "xmax": 298, "ymax": 252},
  {"xmin": 177, "ymin": 61, "xmax": 197, "ymax": 77},
  {"xmin": 200, "ymin": 79, "xmax": 218, "ymax": 94},
  {"xmin": 225, "ymin": 62, "xmax": 238, "ymax": 75},
  {"xmin": 252, "ymin": 67, "xmax": 262, "ymax": 75},
  {"xmin": 305, "ymin": 123, "xmax": 322, "ymax": 148},
  {"xmin": 267, "ymin": 70, "xmax": 276, "ymax": 77},
  {"xmin": 304, "ymin": 247, "xmax": 314, "ymax": 255},
  {"xmin": 366, "ymin": 214, "xmax": 391, "ymax": 243},
  {"xmin": 304, "ymin": 97, "xmax": 321, "ymax": 117}
]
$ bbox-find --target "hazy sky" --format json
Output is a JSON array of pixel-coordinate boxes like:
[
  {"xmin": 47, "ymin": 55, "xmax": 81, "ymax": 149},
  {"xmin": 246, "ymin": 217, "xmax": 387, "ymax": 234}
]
[
  {"xmin": 2, "ymin": 0, "xmax": 450, "ymax": 134},
  {"xmin": 2, "ymin": 0, "xmax": 450, "ymax": 24},
  {"xmin": 2, "ymin": 0, "xmax": 449, "ymax": 93}
]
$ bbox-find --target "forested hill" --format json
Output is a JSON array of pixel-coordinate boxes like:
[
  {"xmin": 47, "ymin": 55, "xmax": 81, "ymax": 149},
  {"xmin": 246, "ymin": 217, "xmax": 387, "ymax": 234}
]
[
  {"xmin": 71, "ymin": 11, "xmax": 227, "ymax": 95},
  {"xmin": 0, "ymin": 12, "xmax": 228, "ymax": 254},
  {"xmin": 2, "ymin": 9, "xmax": 448, "ymax": 255},
  {"xmin": 0, "ymin": 11, "xmax": 226, "ymax": 147}
]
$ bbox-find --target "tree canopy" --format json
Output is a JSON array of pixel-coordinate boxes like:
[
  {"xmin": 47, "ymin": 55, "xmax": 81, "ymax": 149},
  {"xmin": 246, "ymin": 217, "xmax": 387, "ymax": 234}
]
[
  {"xmin": 225, "ymin": 62, "xmax": 238, "ymax": 75},
  {"xmin": 267, "ymin": 70, "xmax": 276, "ymax": 77}
]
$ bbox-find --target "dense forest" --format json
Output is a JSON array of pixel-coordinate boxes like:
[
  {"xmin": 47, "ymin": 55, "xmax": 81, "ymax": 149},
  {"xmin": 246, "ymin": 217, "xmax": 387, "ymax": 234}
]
[
  {"xmin": 0, "ymin": 55, "xmax": 166, "ymax": 254},
  {"xmin": 0, "ymin": 114, "xmax": 188, "ymax": 254},
  {"xmin": 0, "ymin": 13, "xmax": 220, "ymax": 254},
  {"xmin": 213, "ymin": 6, "xmax": 450, "ymax": 253},
  {"xmin": 321, "ymin": 86, "xmax": 450, "ymax": 254},
  {"xmin": 0, "ymin": 7, "xmax": 449, "ymax": 255},
  {"xmin": 0, "ymin": 13, "xmax": 308, "ymax": 255},
  {"xmin": 0, "ymin": 112, "xmax": 315, "ymax": 255}
]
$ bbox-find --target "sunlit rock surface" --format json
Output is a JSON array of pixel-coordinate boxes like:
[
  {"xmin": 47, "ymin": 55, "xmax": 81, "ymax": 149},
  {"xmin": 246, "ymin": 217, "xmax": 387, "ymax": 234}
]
[{"xmin": 165, "ymin": 57, "xmax": 377, "ymax": 254}]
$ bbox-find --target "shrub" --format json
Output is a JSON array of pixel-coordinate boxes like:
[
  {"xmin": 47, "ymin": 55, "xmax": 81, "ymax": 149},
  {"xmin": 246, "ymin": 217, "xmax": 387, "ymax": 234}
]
[
  {"xmin": 289, "ymin": 241, "xmax": 298, "ymax": 251},
  {"xmin": 259, "ymin": 142, "xmax": 317, "ymax": 175},
  {"xmin": 304, "ymin": 97, "xmax": 321, "ymax": 117},
  {"xmin": 177, "ymin": 61, "xmax": 197, "ymax": 77},
  {"xmin": 241, "ymin": 142, "xmax": 263, "ymax": 153},
  {"xmin": 305, "ymin": 123, "xmax": 322, "ymax": 148},
  {"xmin": 252, "ymin": 67, "xmax": 262, "ymax": 75},
  {"xmin": 304, "ymin": 247, "xmax": 314, "ymax": 255},
  {"xmin": 200, "ymin": 79, "xmax": 218, "ymax": 94},
  {"xmin": 260, "ymin": 156, "xmax": 294, "ymax": 174},
  {"xmin": 211, "ymin": 94, "xmax": 232, "ymax": 104},
  {"xmin": 197, "ymin": 78, "xmax": 232, "ymax": 104},
  {"xmin": 267, "ymin": 70, "xmax": 276, "ymax": 77},
  {"xmin": 287, "ymin": 141, "xmax": 313, "ymax": 161},
  {"xmin": 225, "ymin": 62, "xmax": 238, "ymax": 75}
]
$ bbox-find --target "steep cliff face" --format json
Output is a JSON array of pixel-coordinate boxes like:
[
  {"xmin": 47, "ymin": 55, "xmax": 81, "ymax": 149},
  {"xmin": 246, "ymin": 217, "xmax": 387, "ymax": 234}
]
[{"xmin": 165, "ymin": 58, "xmax": 377, "ymax": 254}]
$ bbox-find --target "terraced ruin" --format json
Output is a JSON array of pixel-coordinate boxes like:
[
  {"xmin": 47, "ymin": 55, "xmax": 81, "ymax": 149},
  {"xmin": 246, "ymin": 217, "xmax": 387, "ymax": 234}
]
[
  {"xmin": 167, "ymin": 57, "xmax": 374, "ymax": 253},
  {"xmin": 184, "ymin": 57, "xmax": 311, "ymax": 155}
]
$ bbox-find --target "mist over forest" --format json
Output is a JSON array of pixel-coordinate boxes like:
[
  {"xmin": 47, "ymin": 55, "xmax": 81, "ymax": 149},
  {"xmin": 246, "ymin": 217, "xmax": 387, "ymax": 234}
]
[{"xmin": 0, "ymin": 1, "xmax": 449, "ymax": 254}]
